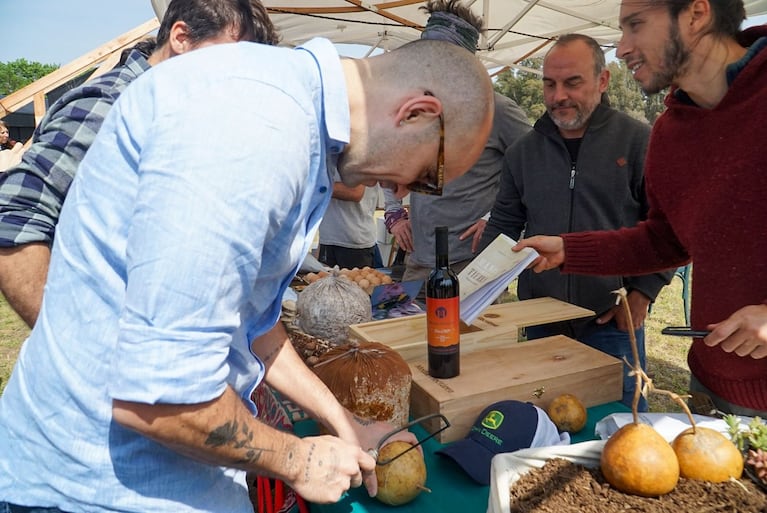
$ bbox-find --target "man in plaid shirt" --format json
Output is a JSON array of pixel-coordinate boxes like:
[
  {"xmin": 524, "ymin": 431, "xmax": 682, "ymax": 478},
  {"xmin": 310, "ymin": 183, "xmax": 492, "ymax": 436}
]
[{"xmin": 0, "ymin": 0, "xmax": 277, "ymax": 327}]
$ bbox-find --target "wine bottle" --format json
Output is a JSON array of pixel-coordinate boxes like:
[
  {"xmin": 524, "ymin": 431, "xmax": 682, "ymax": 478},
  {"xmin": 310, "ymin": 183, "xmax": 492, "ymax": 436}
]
[{"xmin": 426, "ymin": 226, "xmax": 460, "ymax": 378}]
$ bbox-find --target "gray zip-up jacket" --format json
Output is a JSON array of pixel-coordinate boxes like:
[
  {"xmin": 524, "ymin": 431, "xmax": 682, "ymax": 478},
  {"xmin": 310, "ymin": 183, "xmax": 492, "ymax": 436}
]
[{"xmin": 480, "ymin": 103, "xmax": 673, "ymax": 322}]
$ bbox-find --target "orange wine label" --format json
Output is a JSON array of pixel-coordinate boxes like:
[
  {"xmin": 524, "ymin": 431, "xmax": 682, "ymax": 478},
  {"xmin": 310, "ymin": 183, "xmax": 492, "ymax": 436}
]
[{"xmin": 426, "ymin": 297, "xmax": 460, "ymax": 347}]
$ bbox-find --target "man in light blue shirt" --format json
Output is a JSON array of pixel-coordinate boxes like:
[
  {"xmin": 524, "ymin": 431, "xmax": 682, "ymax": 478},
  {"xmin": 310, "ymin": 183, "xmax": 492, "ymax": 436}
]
[{"xmin": 0, "ymin": 36, "xmax": 494, "ymax": 512}]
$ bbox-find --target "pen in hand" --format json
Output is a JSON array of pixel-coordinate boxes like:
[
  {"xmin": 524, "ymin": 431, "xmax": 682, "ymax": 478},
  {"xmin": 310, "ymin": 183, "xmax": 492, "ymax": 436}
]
[{"xmin": 661, "ymin": 326, "xmax": 711, "ymax": 338}]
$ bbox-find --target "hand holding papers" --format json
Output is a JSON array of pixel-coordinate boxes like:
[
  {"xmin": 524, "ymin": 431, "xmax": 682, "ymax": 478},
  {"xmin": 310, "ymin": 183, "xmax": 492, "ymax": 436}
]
[{"xmin": 458, "ymin": 234, "xmax": 539, "ymax": 324}]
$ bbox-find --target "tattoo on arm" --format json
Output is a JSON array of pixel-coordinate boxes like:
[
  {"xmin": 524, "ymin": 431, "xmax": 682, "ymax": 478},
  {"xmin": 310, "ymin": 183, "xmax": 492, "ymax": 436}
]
[
  {"xmin": 261, "ymin": 344, "xmax": 280, "ymax": 365},
  {"xmin": 353, "ymin": 414, "xmax": 375, "ymax": 427},
  {"xmin": 259, "ymin": 338, "xmax": 286, "ymax": 365},
  {"xmin": 304, "ymin": 442, "xmax": 316, "ymax": 483},
  {"xmin": 205, "ymin": 420, "xmax": 274, "ymax": 465}
]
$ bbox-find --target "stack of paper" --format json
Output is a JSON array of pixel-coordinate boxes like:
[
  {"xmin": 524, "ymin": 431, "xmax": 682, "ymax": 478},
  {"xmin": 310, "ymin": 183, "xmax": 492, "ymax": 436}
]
[{"xmin": 458, "ymin": 234, "xmax": 538, "ymax": 324}]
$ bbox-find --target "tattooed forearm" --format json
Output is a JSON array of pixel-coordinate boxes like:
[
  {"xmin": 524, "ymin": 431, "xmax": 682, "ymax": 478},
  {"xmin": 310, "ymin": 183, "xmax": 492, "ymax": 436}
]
[
  {"xmin": 352, "ymin": 414, "xmax": 375, "ymax": 427},
  {"xmin": 304, "ymin": 442, "xmax": 316, "ymax": 483},
  {"xmin": 205, "ymin": 420, "xmax": 274, "ymax": 465},
  {"xmin": 260, "ymin": 340, "xmax": 284, "ymax": 365}
]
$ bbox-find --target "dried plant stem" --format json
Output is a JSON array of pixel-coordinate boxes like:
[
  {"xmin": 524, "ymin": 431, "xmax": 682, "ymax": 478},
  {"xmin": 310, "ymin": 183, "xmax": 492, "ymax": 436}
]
[
  {"xmin": 416, "ymin": 484, "xmax": 432, "ymax": 493},
  {"xmin": 612, "ymin": 288, "xmax": 642, "ymax": 424},
  {"xmin": 612, "ymin": 288, "xmax": 697, "ymax": 429},
  {"xmin": 729, "ymin": 476, "xmax": 750, "ymax": 493}
]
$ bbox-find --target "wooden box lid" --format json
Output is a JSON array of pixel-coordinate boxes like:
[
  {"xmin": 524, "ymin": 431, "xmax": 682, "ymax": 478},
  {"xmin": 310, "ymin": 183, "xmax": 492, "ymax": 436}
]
[{"xmin": 349, "ymin": 297, "xmax": 595, "ymax": 362}]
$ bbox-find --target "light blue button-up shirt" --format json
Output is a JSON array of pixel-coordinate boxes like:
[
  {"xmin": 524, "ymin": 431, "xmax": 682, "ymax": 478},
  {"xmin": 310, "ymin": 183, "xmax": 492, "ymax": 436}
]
[{"xmin": 0, "ymin": 38, "xmax": 349, "ymax": 513}]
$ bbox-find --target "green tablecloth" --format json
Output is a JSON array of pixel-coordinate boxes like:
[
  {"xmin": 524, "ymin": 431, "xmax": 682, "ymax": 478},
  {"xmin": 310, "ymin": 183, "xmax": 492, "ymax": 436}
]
[{"xmin": 294, "ymin": 401, "xmax": 630, "ymax": 513}]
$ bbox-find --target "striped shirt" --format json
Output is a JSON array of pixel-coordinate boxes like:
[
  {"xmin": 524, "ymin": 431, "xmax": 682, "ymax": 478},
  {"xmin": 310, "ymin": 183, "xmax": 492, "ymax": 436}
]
[{"xmin": 0, "ymin": 49, "xmax": 151, "ymax": 246}]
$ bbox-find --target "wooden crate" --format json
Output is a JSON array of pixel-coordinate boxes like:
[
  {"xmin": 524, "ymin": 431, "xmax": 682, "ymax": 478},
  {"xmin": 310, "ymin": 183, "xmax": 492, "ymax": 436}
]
[
  {"xmin": 409, "ymin": 335, "xmax": 623, "ymax": 443},
  {"xmin": 348, "ymin": 297, "xmax": 595, "ymax": 362}
]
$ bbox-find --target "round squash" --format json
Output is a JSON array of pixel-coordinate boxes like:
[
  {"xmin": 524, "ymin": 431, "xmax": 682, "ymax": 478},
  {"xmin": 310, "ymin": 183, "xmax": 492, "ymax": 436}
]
[
  {"xmin": 375, "ymin": 441, "xmax": 426, "ymax": 506},
  {"xmin": 672, "ymin": 426, "xmax": 743, "ymax": 482},
  {"xmin": 546, "ymin": 393, "xmax": 587, "ymax": 433},
  {"xmin": 600, "ymin": 423, "xmax": 679, "ymax": 497}
]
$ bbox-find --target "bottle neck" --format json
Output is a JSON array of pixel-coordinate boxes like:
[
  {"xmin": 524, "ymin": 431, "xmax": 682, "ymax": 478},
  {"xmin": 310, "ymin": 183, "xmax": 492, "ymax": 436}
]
[{"xmin": 434, "ymin": 226, "xmax": 449, "ymax": 268}]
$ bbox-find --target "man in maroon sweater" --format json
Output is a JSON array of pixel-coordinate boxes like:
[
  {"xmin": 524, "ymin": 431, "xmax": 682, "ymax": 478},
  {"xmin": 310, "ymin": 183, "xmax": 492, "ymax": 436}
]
[{"xmin": 515, "ymin": 0, "xmax": 767, "ymax": 417}]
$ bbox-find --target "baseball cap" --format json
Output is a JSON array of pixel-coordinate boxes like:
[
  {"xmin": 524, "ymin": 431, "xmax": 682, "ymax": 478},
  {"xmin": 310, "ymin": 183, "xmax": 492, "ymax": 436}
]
[{"xmin": 436, "ymin": 400, "xmax": 570, "ymax": 485}]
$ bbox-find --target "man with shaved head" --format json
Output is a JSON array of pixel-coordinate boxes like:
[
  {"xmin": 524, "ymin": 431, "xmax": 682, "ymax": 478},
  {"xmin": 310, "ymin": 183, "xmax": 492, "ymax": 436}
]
[{"xmin": 0, "ymin": 31, "xmax": 493, "ymax": 512}]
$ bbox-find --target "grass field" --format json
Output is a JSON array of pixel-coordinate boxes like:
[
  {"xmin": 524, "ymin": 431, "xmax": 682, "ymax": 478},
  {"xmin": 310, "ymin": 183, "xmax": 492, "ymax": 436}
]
[
  {"xmin": 642, "ymin": 276, "xmax": 692, "ymax": 412},
  {"xmin": 0, "ymin": 277, "xmax": 692, "ymax": 411},
  {"xmin": 0, "ymin": 294, "xmax": 31, "ymax": 394}
]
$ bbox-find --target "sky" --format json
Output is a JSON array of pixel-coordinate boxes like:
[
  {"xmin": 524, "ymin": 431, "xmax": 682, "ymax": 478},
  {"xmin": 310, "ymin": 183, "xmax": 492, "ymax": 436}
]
[
  {"xmin": 0, "ymin": 1, "xmax": 158, "ymax": 65},
  {"xmin": 1, "ymin": 1, "xmax": 767, "ymax": 65}
]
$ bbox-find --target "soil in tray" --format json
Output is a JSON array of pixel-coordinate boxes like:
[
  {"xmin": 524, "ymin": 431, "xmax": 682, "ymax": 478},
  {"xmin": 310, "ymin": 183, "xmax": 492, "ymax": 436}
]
[{"xmin": 509, "ymin": 458, "xmax": 767, "ymax": 512}]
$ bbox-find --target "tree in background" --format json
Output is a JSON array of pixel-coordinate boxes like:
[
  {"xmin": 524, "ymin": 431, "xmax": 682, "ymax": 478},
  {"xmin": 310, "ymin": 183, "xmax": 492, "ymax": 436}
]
[
  {"xmin": 606, "ymin": 60, "xmax": 667, "ymax": 124},
  {"xmin": 0, "ymin": 59, "xmax": 59, "ymax": 96},
  {"xmin": 493, "ymin": 57, "xmax": 544, "ymax": 124},
  {"xmin": 494, "ymin": 58, "xmax": 667, "ymax": 125}
]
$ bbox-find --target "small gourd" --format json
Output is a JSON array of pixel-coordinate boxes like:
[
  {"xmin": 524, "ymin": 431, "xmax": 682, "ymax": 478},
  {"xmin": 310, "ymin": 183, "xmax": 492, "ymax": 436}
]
[
  {"xmin": 375, "ymin": 441, "xmax": 427, "ymax": 506},
  {"xmin": 600, "ymin": 423, "xmax": 680, "ymax": 497},
  {"xmin": 672, "ymin": 426, "xmax": 743, "ymax": 482}
]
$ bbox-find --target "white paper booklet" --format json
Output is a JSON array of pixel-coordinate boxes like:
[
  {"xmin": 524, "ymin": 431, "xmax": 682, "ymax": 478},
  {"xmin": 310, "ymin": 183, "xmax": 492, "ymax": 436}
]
[{"xmin": 458, "ymin": 234, "xmax": 538, "ymax": 324}]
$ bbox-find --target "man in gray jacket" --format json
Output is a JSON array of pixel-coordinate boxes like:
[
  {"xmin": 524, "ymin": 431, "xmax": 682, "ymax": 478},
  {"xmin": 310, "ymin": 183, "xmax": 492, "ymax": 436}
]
[
  {"xmin": 480, "ymin": 34, "xmax": 673, "ymax": 411},
  {"xmin": 384, "ymin": 0, "xmax": 531, "ymax": 296}
]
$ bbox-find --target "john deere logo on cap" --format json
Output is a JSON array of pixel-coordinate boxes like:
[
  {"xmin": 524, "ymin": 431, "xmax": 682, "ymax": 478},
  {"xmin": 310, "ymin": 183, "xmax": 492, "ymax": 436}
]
[{"xmin": 481, "ymin": 410, "xmax": 504, "ymax": 430}]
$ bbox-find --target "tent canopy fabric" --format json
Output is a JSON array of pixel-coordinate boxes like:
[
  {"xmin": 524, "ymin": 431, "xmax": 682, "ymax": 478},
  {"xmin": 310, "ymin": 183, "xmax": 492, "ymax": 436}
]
[
  {"xmin": 262, "ymin": 0, "xmax": 767, "ymax": 69},
  {"xmin": 152, "ymin": 1, "xmax": 767, "ymax": 70}
]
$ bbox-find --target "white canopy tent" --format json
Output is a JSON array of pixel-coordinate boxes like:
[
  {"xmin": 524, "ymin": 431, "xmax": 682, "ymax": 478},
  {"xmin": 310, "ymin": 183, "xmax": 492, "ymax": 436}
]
[
  {"xmin": 265, "ymin": 0, "xmax": 767, "ymax": 70},
  {"xmin": 154, "ymin": 1, "xmax": 767, "ymax": 70}
]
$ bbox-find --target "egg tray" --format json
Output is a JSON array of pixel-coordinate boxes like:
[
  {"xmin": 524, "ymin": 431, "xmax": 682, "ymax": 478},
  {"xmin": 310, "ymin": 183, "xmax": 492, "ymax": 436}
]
[{"xmin": 301, "ymin": 267, "xmax": 392, "ymax": 295}]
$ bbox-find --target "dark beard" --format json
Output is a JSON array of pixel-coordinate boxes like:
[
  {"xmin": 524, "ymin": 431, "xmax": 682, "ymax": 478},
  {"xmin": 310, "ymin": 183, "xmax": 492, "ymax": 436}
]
[{"xmin": 643, "ymin": 20, "xmax": 691, "ymax": 94}]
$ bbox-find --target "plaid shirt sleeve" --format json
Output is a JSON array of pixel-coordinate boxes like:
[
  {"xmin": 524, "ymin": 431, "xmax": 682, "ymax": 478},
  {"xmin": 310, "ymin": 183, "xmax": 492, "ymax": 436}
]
[{"xmin": 0, "ymin": 50, "xmax": 151, "ymax": 246}]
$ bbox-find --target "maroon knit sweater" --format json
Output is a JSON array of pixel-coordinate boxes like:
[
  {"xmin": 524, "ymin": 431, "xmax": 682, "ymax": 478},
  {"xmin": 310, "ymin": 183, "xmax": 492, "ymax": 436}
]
[{"xmin": 561, "ymin": 26, "xmax": 767, "ymax": 411}]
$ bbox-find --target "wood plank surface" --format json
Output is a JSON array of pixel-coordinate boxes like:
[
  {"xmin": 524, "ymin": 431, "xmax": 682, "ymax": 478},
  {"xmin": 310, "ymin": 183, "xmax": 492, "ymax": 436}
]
[
  {"xmin": 476, "ymin": 297, "xmax": 595, "ymax": 327},
  {"xmin": 408, "ymin": 335, "xmax": 623, "ymax": 442}
]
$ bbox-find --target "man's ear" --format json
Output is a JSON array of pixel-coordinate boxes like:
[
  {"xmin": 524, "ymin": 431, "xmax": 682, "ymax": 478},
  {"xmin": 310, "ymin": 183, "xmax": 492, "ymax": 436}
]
[
  {"xmin": 598, "ymin": 68, "xmax": 610, "ymax": 93},
  {"xmin": 395, "ymin": 93, "xmax": 442, "ymax": 126},
  {"xmin": 168, "ymin": 21, "xmax": 193, "ymax": 56},
  {"xmin": 687, "ymin": 0, "xmax": 712, "ymax": 34}
]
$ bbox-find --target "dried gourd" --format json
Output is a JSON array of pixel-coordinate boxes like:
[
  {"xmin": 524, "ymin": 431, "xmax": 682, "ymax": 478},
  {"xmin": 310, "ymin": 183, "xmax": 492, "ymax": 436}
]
[
  {"xmin": 375, "ymin": 441, "xmax": 427, "ymax": 505},
  {"xmin": 547, "ymin": 393, "xmax": 587, "ymax": 433},
  {"xmin": 312, "ymin": 341, "xmax": 412, "ymax": 427},
  {"xmin": 672, "ymin": 426, "xmax": 743, "ymax": 482},
  {"xmin": 296, "ymin": 272, "xmax": 372, "ymax": 345}
]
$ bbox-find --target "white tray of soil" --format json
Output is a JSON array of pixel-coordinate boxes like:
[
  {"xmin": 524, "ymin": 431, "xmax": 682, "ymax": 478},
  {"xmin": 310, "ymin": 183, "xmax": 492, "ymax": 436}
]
[{"xmin": 487, "ymin": 437, "xmax": 767, "ymax": 513}]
